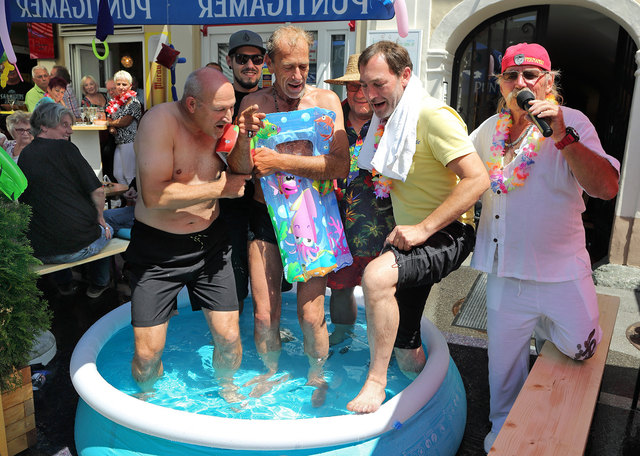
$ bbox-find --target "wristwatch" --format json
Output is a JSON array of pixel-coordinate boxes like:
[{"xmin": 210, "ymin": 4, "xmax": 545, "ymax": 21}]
[{"xmin": 554, "ymin": 127, "xmax": 580, "ymax": 150}]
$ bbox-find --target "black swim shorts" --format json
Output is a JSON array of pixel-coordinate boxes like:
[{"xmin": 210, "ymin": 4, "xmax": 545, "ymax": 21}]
[
  {"xmin": 387, "ymin": 221, "xmax": 476, "ymax": 349},
  {"xmin": 248, "ymin": 199, "xmax": 277, "ymax": 245},
  {"xmin": 126, "ymin": 218, "xmax": 238, "ymax": 327}
]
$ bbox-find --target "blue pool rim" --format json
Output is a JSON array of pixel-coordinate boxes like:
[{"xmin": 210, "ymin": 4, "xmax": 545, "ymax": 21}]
[{"xmin": 71, "ymin": 290, "xmax": 467, "ymax": 454}]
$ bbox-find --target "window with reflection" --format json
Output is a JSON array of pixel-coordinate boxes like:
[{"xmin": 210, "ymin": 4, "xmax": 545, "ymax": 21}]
[{"xmin": 451, "ymin": 7, "xmax": 548, "ymax": 131}]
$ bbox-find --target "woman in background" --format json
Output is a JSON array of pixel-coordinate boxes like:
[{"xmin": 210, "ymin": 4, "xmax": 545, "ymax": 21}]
[
  {"xmin": 81, "ymin": 75, "xmax": 107, "ymax": 109},
  {"xmin": 2, "ymin": 111, "xmax": 32, "ymax": 163},
  {"xmin": 105, "ymin": 70, "xmax": 141, "ymax": 185},
  {"xmin": 34, "ymin": 77, "xmax": 68, "ymax": 110}
]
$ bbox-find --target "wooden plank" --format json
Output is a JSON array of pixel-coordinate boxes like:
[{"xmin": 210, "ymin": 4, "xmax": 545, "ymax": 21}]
[
  {"xmin": 490, "ymin": 294, "xmax": 619, "ymax": 455},
  {"xmin": 1, "ymin": 386, "xmax": 32, "ymax": 411},
  {"xmin": 2, "ymin": 404, "xmax": 24, "ymax": 427},
  {"xmin": 32, "ymin": 238, "xmax": 129, "ymax": 275},
  {"xmin": 0, "ymin": 393, "xmax": 9, "ymax": 456},
  {"xmin": 6, "ymin": 433, "xmax": 27, "ymax": 456},
  {"xmin": 6, "ymin": 427, "xmax": 36, "ymax": 456},
  {"xmin": 4, "ymin": 414, "xmax": 35, "ymax": 442}
]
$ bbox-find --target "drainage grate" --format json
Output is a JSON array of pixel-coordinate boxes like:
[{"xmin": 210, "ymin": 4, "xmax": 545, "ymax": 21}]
[{"xmin": 452, "ymin": 272, "xmax": 488, "ymax": 331}]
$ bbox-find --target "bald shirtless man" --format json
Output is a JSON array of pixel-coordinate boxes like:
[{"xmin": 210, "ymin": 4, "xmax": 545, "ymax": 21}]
[
  {"xmin": 229, "ymin": 25, "xmax": 348, "ymax": 405},
  {"xmin": 129, "ymin": 68, "xmax": 250, "ymax": 401}
]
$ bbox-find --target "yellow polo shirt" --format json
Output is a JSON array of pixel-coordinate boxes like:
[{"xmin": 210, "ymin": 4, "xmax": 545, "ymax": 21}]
[{"xmin": 391, "ymin": 95, "xmax": 476, "ymax": 227}]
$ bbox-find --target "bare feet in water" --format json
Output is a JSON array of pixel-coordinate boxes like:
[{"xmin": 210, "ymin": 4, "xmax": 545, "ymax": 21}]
[
  {"xmin": 219, "ymin": 382, "xmax": 245, "ymax": 403},
  {"xmin": 346, "ymin": 380, "xmax": 386, "ymax": 413},
  {"xmin": 246, "ymin": 373, "xmax": 291, "ymax": 398}
]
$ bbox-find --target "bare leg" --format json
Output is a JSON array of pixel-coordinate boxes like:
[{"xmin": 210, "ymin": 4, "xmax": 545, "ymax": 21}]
[
  {"xmin": 347, "ymin": 251, "xmax": 398, "ymax": 413},
  {"xmin": 329, "ymin": 287, "xmax": 357, "ymax": 345},
  {"xmin": 394, "ymin": 346, "xmax": 426, "ymax": 379},
  {"xmin": 298, "ymin": 276, "xmax": 330, "ymax": 407},
  {"xmin": 202, "ymin": 308, "xmax": 244, "ymax": 403},
  {"xmin": 245, "ymin": 239, "xmax": 284, "ymax": 396},
  {"xmin": 132, "ymin": 322, "xmax": 169, "ymax": 392}
]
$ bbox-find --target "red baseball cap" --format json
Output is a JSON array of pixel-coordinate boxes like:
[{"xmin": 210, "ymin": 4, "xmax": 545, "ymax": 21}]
[{"xmin": 501, "ymin": 43, "xmax": 551, "ymax": 72}]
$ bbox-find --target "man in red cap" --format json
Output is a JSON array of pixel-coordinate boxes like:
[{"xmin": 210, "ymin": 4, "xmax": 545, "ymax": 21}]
[{"xmin": 469, "ymin": 42, "xmax": 620, "ymax": 453}]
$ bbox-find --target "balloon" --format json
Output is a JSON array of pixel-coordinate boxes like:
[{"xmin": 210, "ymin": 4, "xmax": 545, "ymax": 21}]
[
  {"xmin": 0, "ymin": 146, "xmax": 28, "ymax": 201},
  {"xmin": 92, "ymin": 38, "xmax": 110, "ymax": 60},
  {"xmin": 394, "ymin": 0, "xmax": 409, "ymax": 38},
  {"xmin": 0, "ymin": 0, "xmax": 16, "ymax": 65}
]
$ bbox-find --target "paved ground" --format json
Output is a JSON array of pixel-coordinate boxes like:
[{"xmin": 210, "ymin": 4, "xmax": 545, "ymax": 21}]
[{"xmin": 16, "ymin": 260, "xmax": 640, "ymax": 455}]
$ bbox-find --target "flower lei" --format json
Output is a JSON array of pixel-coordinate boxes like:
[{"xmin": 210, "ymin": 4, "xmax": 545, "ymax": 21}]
[
  {"xmin": 487, "ymin": 95, "xmax": 557, "ymax": 193},
  {"xmin": 105, "ymin": 90, "xmax": 136, "ymax": 116},
  {"xmin": 371, "ymin": 122, "xmax": 392, "ymax": 199}
]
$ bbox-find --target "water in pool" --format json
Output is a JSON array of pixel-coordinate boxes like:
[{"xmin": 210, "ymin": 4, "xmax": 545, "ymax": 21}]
[{"xmin": 97, "ymin": 292, "xmax": 414, "ymax": 420}]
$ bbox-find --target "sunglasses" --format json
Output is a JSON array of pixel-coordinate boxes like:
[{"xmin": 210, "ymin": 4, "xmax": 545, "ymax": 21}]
[
  {"xmin": 233, "ymin": 53, "xmax": 264, "ymax": 66},
  {"xmin": 346, "ymin": 82, "xmax": 362, "ymax": 93},
  {"xmin": 14, "ymin": 128, "xmax": 31, "ymax": 135},
  {"xmin": 501, "ymin": 69, "xmax": 548, "ymax": 82}
]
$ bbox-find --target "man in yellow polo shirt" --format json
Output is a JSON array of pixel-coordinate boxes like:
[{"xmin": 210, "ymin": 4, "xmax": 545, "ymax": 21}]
[{"xmin": 347, "ymin": 41, "xmax": 490, "ymax": 414}]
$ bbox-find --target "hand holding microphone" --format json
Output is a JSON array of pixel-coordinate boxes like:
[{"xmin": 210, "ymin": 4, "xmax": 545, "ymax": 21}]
[{"xmin": 516, "ymin": 90, "xmax": 553, "ymax": 137}]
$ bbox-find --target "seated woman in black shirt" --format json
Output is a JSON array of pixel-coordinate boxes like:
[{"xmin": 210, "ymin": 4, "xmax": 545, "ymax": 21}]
[{"xmin": 19, "ymin": 103, "xmax": 114, "ymax": 298}]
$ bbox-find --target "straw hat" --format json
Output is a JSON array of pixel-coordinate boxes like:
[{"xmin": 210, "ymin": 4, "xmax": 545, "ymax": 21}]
[{"xmin": 324, "ymin": 53, "xmax": 361, "ymax": 85}]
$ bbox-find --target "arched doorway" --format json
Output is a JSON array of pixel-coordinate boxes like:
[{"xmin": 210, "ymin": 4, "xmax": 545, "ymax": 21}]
[{"xmin": 448, "ymin": 4, "xmax": 636, "ymax": 264}]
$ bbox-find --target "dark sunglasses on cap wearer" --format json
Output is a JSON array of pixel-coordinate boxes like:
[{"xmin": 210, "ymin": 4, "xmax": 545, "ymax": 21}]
[
  {"xmin": 233, "ymin": 53, "xmax": 265, "ymax": 66},
  {"xmin": 500, "ymin": 69, "xmax": 548, "ymax": 83}
]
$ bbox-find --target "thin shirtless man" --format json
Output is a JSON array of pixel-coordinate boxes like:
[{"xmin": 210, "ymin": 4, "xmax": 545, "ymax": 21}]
[{"xmin": 228, "ymin": 25, "xmax": 349, "ymax": 406}]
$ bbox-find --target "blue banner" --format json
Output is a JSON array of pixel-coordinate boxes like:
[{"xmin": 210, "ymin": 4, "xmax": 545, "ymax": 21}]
[{"xmin": 8, "ymin": 0, "xmax": 395, "ymax": 25}]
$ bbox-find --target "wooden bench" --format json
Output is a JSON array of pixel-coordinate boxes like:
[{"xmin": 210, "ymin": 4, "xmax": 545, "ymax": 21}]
[
  {"xmin": 490, "ymin": 293, "xmax": 620, "ymax": 455},
  {"xmin": 31, "ymin": 238, "xmax": 129, "ymax": 276}
]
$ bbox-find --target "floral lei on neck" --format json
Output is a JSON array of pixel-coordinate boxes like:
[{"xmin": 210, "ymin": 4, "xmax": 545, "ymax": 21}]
[
  {"xmin": 487, "ymin": 95, "xmax": 557, "ymax": 194},
  {"xmin": 370, "ymin": 122, "xmax": 392, "ymax": 199},
  {"xmin": 105, "ymin": 90, "xmax": 136, "ymax": 116}
]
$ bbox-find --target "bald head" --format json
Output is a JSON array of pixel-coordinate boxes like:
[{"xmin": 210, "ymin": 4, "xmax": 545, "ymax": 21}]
[{"xmin": 182, "ymin": 67, "xmax": 230, "ymax": 105}]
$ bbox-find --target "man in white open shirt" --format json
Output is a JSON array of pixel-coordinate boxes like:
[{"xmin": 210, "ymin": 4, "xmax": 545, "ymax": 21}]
[{"xmin": 469, "ymin": 42, "xmax": 620, "ymax": 453}]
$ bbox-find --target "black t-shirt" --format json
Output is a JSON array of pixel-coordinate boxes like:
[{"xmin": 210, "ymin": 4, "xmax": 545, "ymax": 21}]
[
  {"xmin": 18, "ymin": 137, "xmax": 102, "ymax": 257},
  {"xmin": 233, "ymin": 89, "xmax": 252, "ymax": 121},
  {"xmin": 0, "ymin": 81, "xmax": 32, "ymax": 105}
]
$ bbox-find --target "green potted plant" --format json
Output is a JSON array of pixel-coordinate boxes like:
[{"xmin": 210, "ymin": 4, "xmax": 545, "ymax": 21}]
[{"xmin": 0, "ymin": 197, "xmax": 51, "ymax": 455}]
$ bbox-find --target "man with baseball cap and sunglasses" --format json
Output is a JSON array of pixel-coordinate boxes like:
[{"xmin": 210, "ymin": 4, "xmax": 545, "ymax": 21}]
[
  {"xmin": 469, "ymin": 42, "xmax": 620, "ymax": 453},
  {"xmin": 226, "ymin": 30, "xmax": 266, "ymax": 118},
  {"xmin": 220, "ymin": 30, "xmax": 267, "ymax": 308}
]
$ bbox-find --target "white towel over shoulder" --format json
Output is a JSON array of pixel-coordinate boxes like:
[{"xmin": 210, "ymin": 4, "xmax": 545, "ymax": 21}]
[{"xmin": 357, "ymin": 75, "xmax": 425, "ymax": 182}]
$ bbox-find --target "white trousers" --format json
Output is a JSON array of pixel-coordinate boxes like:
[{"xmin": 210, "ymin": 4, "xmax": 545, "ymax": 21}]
[
  {"xmin": 486, "ymin": 274, "xmax": 601, "ymax": 434},
  {"xmin": 113, "ymin": 142, "xmax": 136, "ymax": 186}
]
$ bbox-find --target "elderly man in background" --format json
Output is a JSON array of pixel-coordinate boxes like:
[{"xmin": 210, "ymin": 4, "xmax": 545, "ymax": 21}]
[
  {"xmin": 229, "ymin": 25, "xmax": 348, "ymax": 405},
  {"xmin": 105, "ymin": 79, "xmax": 118, "ymax": 101},
  {"xmin": 25, "ymin": 66, "xmax": 50, "ymax": 111},
  {"xmin": 469, "ymin": 42, "xmax": 619, "ymax": 453},
  {"xmin": 347, "ymin": 41, "xmax": 489, "ymax": 414},
  {"xmin": 324, "ymin": 54, "xmax": 395, "ymax": 345}
]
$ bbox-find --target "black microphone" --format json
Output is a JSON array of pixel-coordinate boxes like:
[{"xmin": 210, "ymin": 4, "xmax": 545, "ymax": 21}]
[{"xmin": 516, "ymin": 90, "xmax": 553, "ymax": 137}]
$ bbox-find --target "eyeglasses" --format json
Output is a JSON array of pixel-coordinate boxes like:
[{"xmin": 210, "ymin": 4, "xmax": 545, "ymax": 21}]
[
  {"xmin": 14, "ymin": 128, "xmax": 31, "ymax": 135},
  {"xmin": 501, "ymin": 69, "xmax": 548, "ymax": 83},
  {"xmin": 346, "ymin": 82, "xmax": 362, "ymax": 93},
  {"xmin": 233, "ymin": 53, "xmax": 264, "ymax": 66}
]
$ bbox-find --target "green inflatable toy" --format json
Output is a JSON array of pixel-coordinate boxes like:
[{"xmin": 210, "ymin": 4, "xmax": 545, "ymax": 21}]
[{"xmin": 0, "ymin": 147, "xmax": 27, "ymax": 201}]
